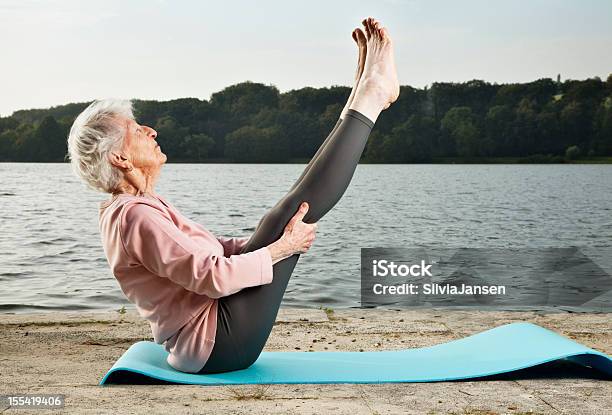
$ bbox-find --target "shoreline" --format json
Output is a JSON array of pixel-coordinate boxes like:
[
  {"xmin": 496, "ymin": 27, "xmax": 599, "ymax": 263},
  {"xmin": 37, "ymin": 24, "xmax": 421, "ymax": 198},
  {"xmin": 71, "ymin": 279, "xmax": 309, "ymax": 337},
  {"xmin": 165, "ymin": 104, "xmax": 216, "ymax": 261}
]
[{"xmin": 0, "ymin": 308, "xmax": 610, "ymax": 414}]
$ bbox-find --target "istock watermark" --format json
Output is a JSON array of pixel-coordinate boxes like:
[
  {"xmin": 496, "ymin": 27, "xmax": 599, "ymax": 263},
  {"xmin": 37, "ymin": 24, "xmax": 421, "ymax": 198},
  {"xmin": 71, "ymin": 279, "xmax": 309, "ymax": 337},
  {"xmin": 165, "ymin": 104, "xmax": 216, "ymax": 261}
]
[{"xmin": 361, "ymin": 247, "xmax": 612, "ymax": 309}]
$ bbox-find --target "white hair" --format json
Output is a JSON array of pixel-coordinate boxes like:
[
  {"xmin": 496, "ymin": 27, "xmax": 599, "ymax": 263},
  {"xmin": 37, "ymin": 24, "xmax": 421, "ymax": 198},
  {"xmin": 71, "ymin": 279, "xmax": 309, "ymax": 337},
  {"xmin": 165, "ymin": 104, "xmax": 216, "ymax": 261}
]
[{"xmin": 67, "ymin": 99, "xmax": 134, "ymax": 193}]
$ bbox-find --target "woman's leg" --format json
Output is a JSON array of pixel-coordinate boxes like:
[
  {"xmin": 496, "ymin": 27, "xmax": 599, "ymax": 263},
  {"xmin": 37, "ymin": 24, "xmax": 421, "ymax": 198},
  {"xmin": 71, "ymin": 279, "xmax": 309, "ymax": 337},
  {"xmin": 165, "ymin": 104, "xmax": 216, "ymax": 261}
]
[
  {"xmin": 199, "ymin": 17, "xmax": 399, "ymax": 373},
  {"xmin": 287, "ymin": 27, "xmax": 367, "ymax": 193},
  {"xmin": 200, "ymin": 109, "xmax": 374, "ymax": 373}
]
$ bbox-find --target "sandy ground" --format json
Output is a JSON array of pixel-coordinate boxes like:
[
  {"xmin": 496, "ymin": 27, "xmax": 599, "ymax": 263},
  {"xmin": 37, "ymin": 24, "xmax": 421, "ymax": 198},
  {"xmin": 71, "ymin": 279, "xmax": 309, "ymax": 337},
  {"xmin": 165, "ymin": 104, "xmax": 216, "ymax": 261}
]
[{"xmin": 0, "ymin": 307, "xmax": 610, "ymax": 415}]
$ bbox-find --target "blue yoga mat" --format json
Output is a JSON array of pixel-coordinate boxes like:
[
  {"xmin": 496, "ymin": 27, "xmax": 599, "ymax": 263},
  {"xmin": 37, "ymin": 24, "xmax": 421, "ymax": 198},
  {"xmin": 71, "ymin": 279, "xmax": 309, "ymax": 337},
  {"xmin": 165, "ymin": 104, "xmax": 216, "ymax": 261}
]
[{"xmin": 99, "ymin": 322, "xmax": 612, "ymax": 385}]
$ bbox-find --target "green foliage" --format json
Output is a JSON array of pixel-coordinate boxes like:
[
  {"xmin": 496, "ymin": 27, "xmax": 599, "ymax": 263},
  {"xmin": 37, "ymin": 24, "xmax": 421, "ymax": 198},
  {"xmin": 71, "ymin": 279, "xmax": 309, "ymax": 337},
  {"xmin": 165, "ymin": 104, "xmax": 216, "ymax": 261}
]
[
  {"xmin": 181, "ymin": 133, "xmax": 215, "ymax": 161},
  {"xmin": 0, "ymin": 129, "xmax": 17, "ymax": 161},
  {"xmin": 440, "ymin": 106, "xmax": 482, "ymax": 157},
  {"xmin": 1, "ymin": 78, "xmax": 611, "ymax": 163},
  {"xmin": 517, "ymin": 153, "xmax": 565, "ymax": 164},
  {"xmin": 565, "ymin": 145, "xmax": 581, "ymax": 160},
  {"xmin": 593, "ymin": 97, "xmax": 612, "ymax": 155},
  {"xmin": 485, "ymin": 105, "xmax": 512, "ymax": 155},
  {"xmin": 154, "ymin": 115, "xmax": 189, "ymax": 159},
  {"xmin": 211, "ymin": 81, "xmax": 280, "ymax": 125},
  {"xmin": 365, "ymin": 114, "xmax": 436, "ymax": 162},
  {"xmin": 225, "ymin": 125, "xmax": 289, "ymax": 162},
  {"xmin": 33, "ymin": 116, "xmax": 67, "ymax": 162}
]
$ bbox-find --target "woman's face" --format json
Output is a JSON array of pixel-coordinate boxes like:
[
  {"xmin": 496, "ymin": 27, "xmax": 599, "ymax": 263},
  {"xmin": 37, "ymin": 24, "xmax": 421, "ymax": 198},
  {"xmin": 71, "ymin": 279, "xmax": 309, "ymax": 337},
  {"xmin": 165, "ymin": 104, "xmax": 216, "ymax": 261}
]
[{"xmin": 121, "ymin": 117, "xmax": 166, "ymax": 169}]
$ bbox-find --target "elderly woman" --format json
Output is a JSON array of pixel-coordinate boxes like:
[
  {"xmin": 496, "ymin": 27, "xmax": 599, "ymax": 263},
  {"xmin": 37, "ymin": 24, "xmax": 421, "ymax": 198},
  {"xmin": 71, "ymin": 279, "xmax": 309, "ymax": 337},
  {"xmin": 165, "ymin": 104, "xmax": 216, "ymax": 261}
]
[{"xmin": 67, "ymin": 18, "xmax": 399, "ymax": 374}]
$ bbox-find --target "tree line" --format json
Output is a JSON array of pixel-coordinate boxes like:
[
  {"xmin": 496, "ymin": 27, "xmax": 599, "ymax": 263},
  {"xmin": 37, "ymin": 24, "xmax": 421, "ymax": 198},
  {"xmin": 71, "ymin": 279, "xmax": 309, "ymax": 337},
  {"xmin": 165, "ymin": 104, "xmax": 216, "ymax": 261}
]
[{"xmin": 1, "ymin": 75, "xmax": 611, "ymax": 163}]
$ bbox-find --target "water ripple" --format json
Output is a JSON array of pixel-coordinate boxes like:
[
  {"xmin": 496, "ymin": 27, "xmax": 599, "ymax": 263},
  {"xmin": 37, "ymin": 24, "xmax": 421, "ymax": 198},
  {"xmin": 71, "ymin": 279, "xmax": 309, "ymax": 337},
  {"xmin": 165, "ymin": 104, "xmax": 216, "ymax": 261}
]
[{"xmin": 1, "ymin": 163, "xmax": 611, "ymax": 313}]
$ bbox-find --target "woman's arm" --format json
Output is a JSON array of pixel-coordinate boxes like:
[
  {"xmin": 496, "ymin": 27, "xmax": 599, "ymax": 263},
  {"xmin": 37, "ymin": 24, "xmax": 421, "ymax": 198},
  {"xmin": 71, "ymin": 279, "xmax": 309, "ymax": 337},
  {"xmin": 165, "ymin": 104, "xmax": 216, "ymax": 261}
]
[
  {"xmin": 122, "ymin": 203, "xmax": 273, "ymax": 299},
  {"xmin": 216, "ymin": 236, "xmax": 250, "ymax": 257}
]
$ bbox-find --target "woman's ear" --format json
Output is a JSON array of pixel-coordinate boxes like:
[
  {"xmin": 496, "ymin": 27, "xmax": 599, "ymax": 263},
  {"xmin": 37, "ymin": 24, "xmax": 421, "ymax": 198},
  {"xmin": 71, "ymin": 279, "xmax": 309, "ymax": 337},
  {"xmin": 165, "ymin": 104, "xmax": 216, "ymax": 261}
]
[{"xmin": 109, "ymin": 151, "xmax": 132, "ymax": 170}]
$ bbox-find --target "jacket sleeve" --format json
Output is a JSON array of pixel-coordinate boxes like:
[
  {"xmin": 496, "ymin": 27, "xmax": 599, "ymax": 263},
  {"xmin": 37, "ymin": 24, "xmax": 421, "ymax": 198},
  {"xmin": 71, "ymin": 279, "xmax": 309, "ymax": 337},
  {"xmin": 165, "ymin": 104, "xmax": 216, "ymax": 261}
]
[
  {"xmin": 216, "ymin": 236, "xmax": 250, "ymax": 256},
  {"xmin": 121, "ymin": 203, "xmax": 273, "ymax": 298}
]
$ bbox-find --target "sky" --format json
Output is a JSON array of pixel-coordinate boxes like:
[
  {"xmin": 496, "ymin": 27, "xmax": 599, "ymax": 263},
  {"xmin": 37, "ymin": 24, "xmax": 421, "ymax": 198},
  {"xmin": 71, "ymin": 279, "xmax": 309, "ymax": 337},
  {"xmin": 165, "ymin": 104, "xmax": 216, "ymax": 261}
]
[{"xmin": 1, "ymin": 0, "xmax": 611, "ymax": 116}]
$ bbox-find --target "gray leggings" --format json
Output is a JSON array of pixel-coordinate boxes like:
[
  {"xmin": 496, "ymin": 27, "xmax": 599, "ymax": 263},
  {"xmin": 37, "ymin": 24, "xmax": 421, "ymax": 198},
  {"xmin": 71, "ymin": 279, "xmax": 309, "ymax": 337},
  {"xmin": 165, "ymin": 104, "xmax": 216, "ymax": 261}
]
[{"xmin": 199, "ymin": 109, "xmax": 374, "ymax": 373}]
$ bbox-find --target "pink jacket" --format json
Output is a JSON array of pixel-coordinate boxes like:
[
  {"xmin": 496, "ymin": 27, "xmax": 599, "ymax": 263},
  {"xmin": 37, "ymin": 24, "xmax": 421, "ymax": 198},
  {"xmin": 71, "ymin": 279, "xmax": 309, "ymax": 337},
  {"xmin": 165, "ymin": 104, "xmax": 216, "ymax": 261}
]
[{"xmin": 99, "ymin": 192, "xmax": 273, "ymax": 373}]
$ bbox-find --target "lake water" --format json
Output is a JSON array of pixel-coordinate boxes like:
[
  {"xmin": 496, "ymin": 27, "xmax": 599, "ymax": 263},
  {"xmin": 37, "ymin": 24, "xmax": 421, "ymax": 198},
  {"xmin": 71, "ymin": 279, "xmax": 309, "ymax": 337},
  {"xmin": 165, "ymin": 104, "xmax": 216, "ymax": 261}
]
[{"xmin": 1, "ymin": 163, "xmax": 611, "ymax": 314}]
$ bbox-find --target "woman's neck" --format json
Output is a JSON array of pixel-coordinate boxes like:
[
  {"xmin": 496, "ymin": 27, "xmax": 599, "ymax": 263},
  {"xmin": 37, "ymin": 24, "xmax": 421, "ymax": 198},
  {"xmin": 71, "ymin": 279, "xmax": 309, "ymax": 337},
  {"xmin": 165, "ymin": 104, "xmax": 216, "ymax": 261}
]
[
  {"xmin": 112, "ymin": 186, "xmax": 155, "ymax": 198},
  {"xmin": 112, "ymin": 166, "xmax": 159, "ymax": 197}
]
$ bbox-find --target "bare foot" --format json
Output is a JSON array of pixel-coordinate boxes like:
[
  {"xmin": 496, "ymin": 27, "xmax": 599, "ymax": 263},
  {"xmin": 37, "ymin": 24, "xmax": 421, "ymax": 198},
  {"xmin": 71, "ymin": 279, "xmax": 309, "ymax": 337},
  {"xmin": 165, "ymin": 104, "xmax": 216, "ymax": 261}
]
[
  {"xmin": 349, "ymin": 17, "xmax": 400, "ymax": 121},
  {"xmin": 340, "ymin": 28, "xmax": 367, "ymax": 118}
]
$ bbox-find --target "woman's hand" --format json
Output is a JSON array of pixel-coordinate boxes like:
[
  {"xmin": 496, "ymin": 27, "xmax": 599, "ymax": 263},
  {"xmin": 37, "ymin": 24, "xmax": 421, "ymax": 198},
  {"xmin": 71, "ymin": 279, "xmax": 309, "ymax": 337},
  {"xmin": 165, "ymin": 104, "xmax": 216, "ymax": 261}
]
[
  {"xmin": 267, "ymin": 202, "xmax": 318, "ymax": 264},
  {"xmin": 282, "ymin": 202, "xmax": 318, "ymax": 254}
]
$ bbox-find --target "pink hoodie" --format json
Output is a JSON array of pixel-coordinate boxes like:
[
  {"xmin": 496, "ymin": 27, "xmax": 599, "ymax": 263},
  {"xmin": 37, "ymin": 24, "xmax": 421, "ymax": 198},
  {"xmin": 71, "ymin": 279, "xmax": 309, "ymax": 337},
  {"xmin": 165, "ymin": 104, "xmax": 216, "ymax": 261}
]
[{"xmin": 99, "ymin": 192, "xmax": 273, "ymax": 373}]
